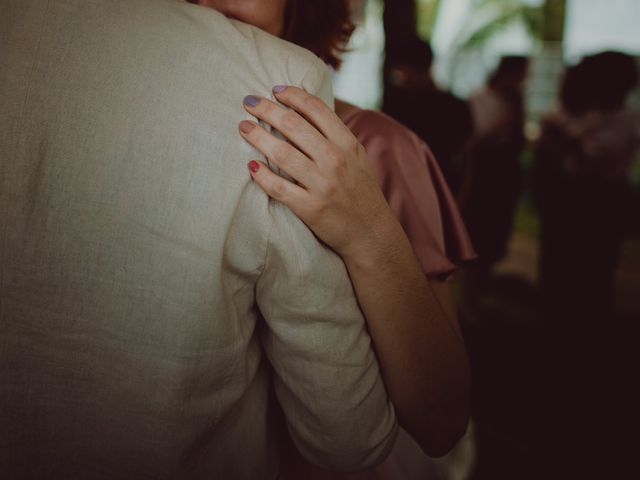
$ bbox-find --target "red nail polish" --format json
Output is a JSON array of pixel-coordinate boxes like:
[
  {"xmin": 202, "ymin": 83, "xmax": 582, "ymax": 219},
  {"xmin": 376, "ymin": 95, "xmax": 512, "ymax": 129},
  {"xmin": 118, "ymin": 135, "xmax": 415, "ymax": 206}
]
[
  {"xmin": 248, "ymin": 160, "xmax": 260, "ymax": 173},
  {"xmin": 239, "ymin": 121, "xmax": 255, "ymax": 134}
]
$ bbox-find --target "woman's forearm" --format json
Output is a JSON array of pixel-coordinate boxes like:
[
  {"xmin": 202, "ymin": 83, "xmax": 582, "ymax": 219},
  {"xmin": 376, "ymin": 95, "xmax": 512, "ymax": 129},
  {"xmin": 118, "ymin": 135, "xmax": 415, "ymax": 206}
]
[
  {"xmin": 341, "ymin": 209, "xmax": 471, "ymax": 457},
  {"xmin": 238, "ymin": 87, "xmax": 471, "ymax": 455}
]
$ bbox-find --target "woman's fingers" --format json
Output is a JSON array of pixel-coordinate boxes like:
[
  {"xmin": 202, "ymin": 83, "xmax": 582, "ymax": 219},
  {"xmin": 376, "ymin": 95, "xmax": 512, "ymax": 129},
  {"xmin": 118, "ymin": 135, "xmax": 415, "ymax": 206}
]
[
  {"xmin": 239, "ymin": 120, "xmax": 318, "ymax": 188},
  {"xmin": 243, "ymin": 95, "xmax": 329, "ymax": 161},
  {"xmin": 271, "ymin": 86, "xmax": 357, "ymax": 151},
  {"xmin": 239, "ymin": 93, "xmax": 389, "ymax": 257},
  {"xmin": 247, "ymin": 160, "xmax": 309, "ymax": 210}
]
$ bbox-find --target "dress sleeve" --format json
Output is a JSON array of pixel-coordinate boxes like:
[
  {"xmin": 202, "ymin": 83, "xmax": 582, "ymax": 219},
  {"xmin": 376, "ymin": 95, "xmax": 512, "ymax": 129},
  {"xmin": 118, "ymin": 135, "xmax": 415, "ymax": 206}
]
[{"xmin": 345, "ymin": 110, "xmax": 476, "ymax": 279}]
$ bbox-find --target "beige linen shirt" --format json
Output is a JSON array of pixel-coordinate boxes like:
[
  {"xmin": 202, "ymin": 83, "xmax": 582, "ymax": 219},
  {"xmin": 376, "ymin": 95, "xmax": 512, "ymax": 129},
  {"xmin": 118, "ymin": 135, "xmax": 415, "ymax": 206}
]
[{"xmin": 0, "ymin": 1, "xmax": 397, "ymax": 478}]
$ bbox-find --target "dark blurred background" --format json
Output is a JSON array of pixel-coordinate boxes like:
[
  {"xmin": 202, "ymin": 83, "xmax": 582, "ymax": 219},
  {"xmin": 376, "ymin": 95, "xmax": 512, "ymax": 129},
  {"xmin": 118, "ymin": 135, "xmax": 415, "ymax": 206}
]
[{"xmin": 336, "ymin": 1, "xmax": 640, "ymax": 479}]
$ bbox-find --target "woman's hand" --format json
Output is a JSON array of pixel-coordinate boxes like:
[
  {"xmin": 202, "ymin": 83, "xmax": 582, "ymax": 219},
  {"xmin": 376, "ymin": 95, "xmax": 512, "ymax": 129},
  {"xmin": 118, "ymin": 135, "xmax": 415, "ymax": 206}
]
[
  {"xmin": 239, "ymin": 86, "xmax": 394, "ymax": 260},
  {"xmin": 241, "ymin": 88, "xmax": 471, "ymax": 456}
]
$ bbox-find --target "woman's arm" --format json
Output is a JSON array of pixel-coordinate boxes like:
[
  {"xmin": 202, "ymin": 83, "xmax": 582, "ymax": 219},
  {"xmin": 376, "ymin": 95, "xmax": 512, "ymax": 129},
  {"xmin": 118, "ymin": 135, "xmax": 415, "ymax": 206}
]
[{"xmin": 239, "ymin": 86, "xmax": 471, "ymax": 456}]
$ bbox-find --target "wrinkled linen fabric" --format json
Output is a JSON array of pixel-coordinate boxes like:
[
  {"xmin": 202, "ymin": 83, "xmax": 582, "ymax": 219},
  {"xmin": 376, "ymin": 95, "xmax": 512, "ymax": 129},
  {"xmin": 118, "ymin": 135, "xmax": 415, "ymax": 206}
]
[{"xmin": 0, "ymin": 1, "xmax": 397, "ymax": 478}]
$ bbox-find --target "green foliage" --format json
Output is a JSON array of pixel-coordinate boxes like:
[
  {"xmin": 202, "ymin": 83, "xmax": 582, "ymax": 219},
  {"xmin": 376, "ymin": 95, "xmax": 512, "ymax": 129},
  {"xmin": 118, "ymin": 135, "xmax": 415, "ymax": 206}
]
[
  {"xmin": 541, "ymin": 0, "xmax": 566, "ymax": 42},
  {"xmin": 416, "ymin": 0, "xmax": 441, "ymax": 40},
  {"xmin": 456, "ymin": 0, "xmax": 545, "ymax": 51}
]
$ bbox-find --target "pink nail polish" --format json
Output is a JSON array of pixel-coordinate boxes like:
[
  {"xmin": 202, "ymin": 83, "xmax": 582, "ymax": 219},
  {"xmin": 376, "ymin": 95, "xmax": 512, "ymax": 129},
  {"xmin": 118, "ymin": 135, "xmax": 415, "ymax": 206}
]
[
  {"xmin": 248, "ymin": 160, "xmax": 260, "ymax": 173},
  {"xmin": 239, "ymin": 121, "xmax": 255, "ymax": 134}
]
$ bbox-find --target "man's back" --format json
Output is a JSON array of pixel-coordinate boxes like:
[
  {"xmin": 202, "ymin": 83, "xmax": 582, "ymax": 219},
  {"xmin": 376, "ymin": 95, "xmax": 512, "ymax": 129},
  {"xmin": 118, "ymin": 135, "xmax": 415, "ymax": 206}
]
[{"xmin": 0, "ymin": 1, "xmax": 396, "ymax": 478}]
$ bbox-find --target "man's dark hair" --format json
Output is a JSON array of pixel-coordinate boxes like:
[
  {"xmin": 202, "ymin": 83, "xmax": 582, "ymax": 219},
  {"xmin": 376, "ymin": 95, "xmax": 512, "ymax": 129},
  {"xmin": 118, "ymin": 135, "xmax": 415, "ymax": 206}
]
[
  {"xmin": 489, "ymin": 55, "xmax": 529, "ymax": 90},
  {"xmin": 561, "ymin": 51, "xmax": 639, "ymax": 115},
  {"xmin": 388, "ymin": 36, "xmax": 434, "ymax": 72}
]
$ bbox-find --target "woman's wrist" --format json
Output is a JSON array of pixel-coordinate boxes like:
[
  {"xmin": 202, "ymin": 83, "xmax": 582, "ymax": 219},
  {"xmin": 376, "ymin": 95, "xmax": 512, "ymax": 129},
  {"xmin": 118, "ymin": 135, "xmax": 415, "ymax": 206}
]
[{"xmin": 339, "ymin": 205, "xmax": 415, "ymax": 274}]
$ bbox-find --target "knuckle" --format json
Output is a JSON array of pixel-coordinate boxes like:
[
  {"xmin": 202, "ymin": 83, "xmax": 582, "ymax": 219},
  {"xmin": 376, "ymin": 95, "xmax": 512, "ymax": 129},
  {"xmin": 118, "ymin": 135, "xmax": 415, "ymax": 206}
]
[
  {"xmin": 272, "ymin": 142, "xmax": 293, "ymax": 163},
  {"xmin": 269, "ymin": 178, "xmax": 288, "ymax": 199},
  {"xmin": 281, "ymin": 111, "xmax": 301, "ymax": 132},
  {"xmin": 252, "ymin": 100, "xmax": 273, "ymax": 122},
  {"xmin": 325, "ymin": 147, "xmax": 345, "ymax": 167},
  {"xmin": 259, "ymin": 100, "xmax": 274, "ymax": 116},
  {"xmin": 317, "ymin": 177, "xmax": 337, "ymax": 197}
]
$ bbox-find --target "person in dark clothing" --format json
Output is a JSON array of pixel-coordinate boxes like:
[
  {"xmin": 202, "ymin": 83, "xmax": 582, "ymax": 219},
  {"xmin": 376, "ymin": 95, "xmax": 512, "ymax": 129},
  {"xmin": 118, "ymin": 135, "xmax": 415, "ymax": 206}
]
[
  {"xmin": 460, "ymin": 56, "xmax": 529, "ymax": 266},
  {"xmin": 457, "ymin": 56, "xmax": 529, "ymax": 319},
  {"xmin": 533, "ymin": 52, "xmax": 639, "ymax": 329},
  {"xmin": 382, "ymin": 36, "xmax": 474, "ymax": 192}
]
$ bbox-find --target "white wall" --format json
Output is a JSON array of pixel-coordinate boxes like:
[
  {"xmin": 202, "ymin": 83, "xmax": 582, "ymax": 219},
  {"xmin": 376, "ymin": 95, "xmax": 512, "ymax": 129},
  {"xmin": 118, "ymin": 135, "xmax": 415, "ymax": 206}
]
[{"xmin": 564, "ymin": 0, "xmax": 640, "ymax": 61}]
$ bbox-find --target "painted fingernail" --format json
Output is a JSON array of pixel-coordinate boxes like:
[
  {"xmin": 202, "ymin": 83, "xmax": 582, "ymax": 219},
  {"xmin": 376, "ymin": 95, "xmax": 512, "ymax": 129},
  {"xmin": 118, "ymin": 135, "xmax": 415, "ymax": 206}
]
[
  {"xmin": 239, "ymin": 121, "xmax": 255, "ymax": 134},
  {"xmin": 248, "ymin": 160, "xmax": 260, "ymax": 173},
  {"xmin": 273, "ymin": 85, "xmax": 287, "ymax": 94},
  {"xmin": 243, "ymin": 95, "xmax": 260, "ymax": 107}
]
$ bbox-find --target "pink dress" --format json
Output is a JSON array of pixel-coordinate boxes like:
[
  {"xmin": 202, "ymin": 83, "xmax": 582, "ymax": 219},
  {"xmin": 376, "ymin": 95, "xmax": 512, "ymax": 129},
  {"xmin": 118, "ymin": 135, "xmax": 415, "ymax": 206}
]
[
  {"xmin": 280, "ymin": 108, "xmax": 475, "ymax": 480},
  {"xmin": 343, "ymin": 107, "xmax": 475, "ymax": 278}
]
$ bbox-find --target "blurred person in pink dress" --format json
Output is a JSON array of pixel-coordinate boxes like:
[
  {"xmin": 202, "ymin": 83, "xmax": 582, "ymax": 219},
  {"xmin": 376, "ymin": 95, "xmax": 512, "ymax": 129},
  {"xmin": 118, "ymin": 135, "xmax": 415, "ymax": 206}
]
[{"xmin": 189, "ymin": 1, "xmax": 476, "ymax": 477}]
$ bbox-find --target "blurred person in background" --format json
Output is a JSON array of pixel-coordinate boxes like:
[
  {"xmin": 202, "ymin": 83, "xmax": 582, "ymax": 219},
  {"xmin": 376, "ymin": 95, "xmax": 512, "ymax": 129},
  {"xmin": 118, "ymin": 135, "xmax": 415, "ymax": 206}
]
[
  {"xmin": 458, "ymin": 56, "xmax": 529, "ymax": 320},
  {"xmin": 382, "ymin": 36, "xmax": 474, "ymax": 193},
  {"xmin": 533, "ymin": 51, "xmax": 639, "ymax": 332}
]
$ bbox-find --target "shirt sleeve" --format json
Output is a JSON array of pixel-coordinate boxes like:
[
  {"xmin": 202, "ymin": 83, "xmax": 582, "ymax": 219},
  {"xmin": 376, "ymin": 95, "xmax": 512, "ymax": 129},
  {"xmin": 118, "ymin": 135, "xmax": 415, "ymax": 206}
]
[{"xmin": 255, "ymin": 62, "xmax": 398, "ymax": 471}]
